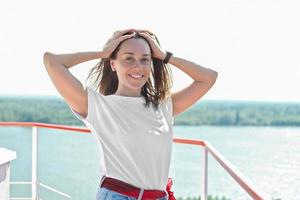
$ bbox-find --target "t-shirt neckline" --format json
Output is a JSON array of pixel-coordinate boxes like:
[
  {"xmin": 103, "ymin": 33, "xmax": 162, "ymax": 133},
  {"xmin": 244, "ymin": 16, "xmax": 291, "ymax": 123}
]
[{"xmin": 107, "ymin": 94, "xmax": 144, "ymax": 101}]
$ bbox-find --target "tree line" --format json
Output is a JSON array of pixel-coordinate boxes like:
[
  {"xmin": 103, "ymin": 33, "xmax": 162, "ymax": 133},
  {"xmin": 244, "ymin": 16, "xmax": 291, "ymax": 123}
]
[{"xmin": 1, "ymin": 96, "xmax": 300, "ymax": 126}]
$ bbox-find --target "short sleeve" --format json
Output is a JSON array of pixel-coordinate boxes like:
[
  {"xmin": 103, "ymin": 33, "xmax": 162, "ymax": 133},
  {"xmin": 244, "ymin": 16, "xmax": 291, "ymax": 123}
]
[
  {"xmin": 69, "ymin": 86, "xmax": 96, "ymax": 125},
  {"xmin": 166, "ymin": 95, "xmax": 174, "ymax": 125}
]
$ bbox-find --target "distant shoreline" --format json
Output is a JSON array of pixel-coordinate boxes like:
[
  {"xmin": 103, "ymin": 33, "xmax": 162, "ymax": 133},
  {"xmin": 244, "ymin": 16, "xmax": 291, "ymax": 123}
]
[
  {"xmin": 1, "ymin": 97, "xmax": 300, "ymax": 127},
  {"xmin": 1, "ymin": 95, "xmax": 300, "ymax": 104}
]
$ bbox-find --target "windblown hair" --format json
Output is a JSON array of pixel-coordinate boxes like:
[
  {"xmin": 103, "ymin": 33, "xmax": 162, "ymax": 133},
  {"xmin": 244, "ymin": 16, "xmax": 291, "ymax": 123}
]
[{"xmin": 85, "ymin": 32, "xmax": 173, "ymax": 110}]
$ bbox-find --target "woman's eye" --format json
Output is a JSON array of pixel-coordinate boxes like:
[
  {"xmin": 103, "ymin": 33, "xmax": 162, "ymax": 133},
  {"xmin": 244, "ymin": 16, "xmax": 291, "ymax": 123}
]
[
  {"xmin": 142, "ymin": 58, "xmax": 150, "ymax": 63},
  {"xmin": 125, "ymin": 57, "xmax": 134, "ymax": 62}
]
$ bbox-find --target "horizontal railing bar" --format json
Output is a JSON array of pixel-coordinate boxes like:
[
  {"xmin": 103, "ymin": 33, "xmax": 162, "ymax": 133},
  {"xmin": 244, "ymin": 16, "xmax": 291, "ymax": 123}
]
[
  {"xmin": 0, "ymin": 122, "xmax": 205, "ymax": 146},
  {"xmin": 9, "ymin": 181, "xmax": 71, "ymax": 198},
  {"xmin": 10, "ymin": 181, "xmax": 31, "ymax": 185},
  {"xmin": 174, "ymin": 138, "xmax": 204, "ymax": 146},
  {"xmin": 38, "ymin": 182, "xmax": 71, "ymax": 198},
  {"xmin": 0, "ymin": 122, "xmax": 90, "ymax": 133}
]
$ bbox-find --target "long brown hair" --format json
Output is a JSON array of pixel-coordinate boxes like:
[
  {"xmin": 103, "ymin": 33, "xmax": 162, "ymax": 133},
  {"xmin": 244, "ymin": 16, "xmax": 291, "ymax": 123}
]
[{"xmin": 85, "ymin": 32, "xmax": 173, "ymax": 110}]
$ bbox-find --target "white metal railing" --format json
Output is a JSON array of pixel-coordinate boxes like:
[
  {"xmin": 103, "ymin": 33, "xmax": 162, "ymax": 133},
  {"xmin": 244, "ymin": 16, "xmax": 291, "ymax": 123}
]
[
  {"xmin": 32, "ymin": 126, "xmax": 38, "ymax": 200},
  {"xmin": 200, "ymin": 147, "xmax": 208, "ymax": 199},
  {"xmin": 0, "ymin": 122, "xmax": 271, "ymax": 200},
  {"xmin": 1, "ymin": 122, "xmax": 73, "ymax": 200},
  {"xmin": 9, "ymin": 181, "xmax": 71, "ymax": 200}
]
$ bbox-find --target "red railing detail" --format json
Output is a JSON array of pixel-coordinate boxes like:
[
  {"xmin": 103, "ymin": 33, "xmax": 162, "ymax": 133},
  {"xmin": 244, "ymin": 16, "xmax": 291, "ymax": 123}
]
[{"xmin": 0, "ymin": 122, "xmax": 90, "ymax": 133}]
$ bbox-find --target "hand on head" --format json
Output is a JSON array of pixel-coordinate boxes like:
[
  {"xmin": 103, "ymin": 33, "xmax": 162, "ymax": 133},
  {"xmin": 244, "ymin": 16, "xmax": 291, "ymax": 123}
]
[
  {"xmin": 102, "ymin": 29, "xmax": 135, "ymax": 58},
  {"xmin": 136, "ymin": 30, "xmax": 165, "ymax": 60},
  {"xmin": 102, "ymin": 29, "xmax": 166, "ymax": 60}
]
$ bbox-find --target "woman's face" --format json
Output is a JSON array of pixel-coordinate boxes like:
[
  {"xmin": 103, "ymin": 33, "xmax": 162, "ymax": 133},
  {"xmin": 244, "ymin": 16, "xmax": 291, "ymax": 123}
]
[{"xmin": 110, "ymin": 38, "xmax": 152, "ymax": 96}]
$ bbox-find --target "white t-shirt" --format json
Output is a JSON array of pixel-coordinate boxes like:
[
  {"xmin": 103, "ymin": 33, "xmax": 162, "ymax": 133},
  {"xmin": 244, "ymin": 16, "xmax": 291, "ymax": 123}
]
[{"xmin": 69, "ymin": 86, "xmax": 174, "ymax": 190}]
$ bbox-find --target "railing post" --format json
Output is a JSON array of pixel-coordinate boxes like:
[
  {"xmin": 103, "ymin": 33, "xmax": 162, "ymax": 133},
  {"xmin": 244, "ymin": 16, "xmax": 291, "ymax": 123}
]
[
  {"xmin": 200, "ymin": 146, "xmax": 208, "ymax": 200},
  {"xmin": 32, "ymin": 126, "xmax": 38, "ymax": 200}
]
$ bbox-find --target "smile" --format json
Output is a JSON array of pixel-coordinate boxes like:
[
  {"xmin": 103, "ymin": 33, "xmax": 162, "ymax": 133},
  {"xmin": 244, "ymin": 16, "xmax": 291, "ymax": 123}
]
[{"xmin": 128, "ymin": 74, "xmax": 144, "ymax": 79}]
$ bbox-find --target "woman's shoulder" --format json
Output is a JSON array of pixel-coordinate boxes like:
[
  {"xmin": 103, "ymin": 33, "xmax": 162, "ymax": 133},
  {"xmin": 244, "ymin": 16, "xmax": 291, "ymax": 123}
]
[{"xmin": 85, "ymin": 86, "xmax": 105, "ymax": 97}]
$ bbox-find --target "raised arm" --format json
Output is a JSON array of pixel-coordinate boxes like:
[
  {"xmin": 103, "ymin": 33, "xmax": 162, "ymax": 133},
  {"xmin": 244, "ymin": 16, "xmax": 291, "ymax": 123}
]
[
  {"xmin": 166, "ymin": 56, "xmax": 218, "ymax": 116},
  {"xmin": 138, "ymin": 30, "xmax": 218, "ymax": 117},
  {"xmin": 43, "ymin": 30, "xmax": 135, "ymax": 119},
  {"xmin": 43, "ymin": 51, "xmax": 103, "ymax": 118}
]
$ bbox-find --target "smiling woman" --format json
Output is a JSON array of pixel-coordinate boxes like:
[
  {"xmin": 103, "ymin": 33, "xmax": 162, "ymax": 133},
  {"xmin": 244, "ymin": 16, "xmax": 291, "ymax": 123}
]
[
  {"xmin": 43, "ymin": 28, "xmax": 218, "ymax": 200},
  {"xmin": 86, "ymin": 31, "xmax": 173, "ymax": 110}
]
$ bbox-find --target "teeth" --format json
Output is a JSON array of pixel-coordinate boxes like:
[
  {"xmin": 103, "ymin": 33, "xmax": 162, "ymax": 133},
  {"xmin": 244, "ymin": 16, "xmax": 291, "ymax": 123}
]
[{"xmin": 129, "ymin": 74, "xmax": 143, "ymax": 79}]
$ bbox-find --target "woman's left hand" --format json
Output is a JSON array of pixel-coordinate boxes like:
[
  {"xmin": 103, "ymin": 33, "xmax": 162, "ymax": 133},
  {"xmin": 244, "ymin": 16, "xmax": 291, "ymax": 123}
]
[{"xmin": 136, "ymin": 30, "xmax": 166, "ymax": 60}]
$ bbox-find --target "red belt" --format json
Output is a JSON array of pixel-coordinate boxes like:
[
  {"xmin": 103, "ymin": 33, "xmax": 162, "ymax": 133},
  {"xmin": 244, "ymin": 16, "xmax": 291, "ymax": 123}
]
[{"xmin": 100, "ymin": 176, "xmax": 168, "ymax": 199}]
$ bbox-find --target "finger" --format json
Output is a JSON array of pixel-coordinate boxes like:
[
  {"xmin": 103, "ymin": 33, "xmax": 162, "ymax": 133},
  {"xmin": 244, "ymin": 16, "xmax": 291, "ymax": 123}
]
[
  {"xmin": 139, "ymin": 32, "xmax": 157, "ymax": 41},
  {"xmin": 116, "ymin": 33, "xmax": 135, "ymax": 42},
  {"xmin": 103, "ymin": 33, "xmax": 134, "ymax": 56},
  {"xmin": 105, "ymin": 32, "xmax": 133, "ymax": 46},
  {"xmin": 107, "ymin": 30, "xmax": 133, "ymax": 44},
  {"xmin": 135, "ymin": 29, "xmax": 152, "ymax": 34},
  {"xmin": 113, "ymin": 29, "xmax": 135, "ymax": 39},
  {"xmin": 113, "ymin": 30, "xmax": 121, "ymax": 35},
  {"xmin": 138, "ymin": 32, "xmax": 154, "ymax": 41},
  {"xmin": 135, "ymin": 29, "xmax": 155, "ymax": 36},
  {"xmin": 139, "ymin": 32, "xmax": 161, "ymax": 47}
]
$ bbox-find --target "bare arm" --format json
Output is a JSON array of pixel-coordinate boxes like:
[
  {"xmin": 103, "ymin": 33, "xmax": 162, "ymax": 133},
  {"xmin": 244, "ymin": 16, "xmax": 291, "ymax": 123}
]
[
  {"xmin": 43, "ymin": 51, "xmax": 105, "ymax": 118},
  {"xmin": 137, "ymin": 31, "xmax": 218, "ymax": 117},
  {"xmin": 43, "ymin": 30, "xmax": 135, "ymax": 119},
  {"xmin": 168, "ymin": 55, "xmax": 218, "ymax": 116}
]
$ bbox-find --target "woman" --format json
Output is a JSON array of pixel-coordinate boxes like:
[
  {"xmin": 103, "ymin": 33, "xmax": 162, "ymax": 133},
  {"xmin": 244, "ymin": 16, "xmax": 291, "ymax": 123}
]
[{"xmin": 43, "ymin": 29, "xmax": 218, "ymax": 200}]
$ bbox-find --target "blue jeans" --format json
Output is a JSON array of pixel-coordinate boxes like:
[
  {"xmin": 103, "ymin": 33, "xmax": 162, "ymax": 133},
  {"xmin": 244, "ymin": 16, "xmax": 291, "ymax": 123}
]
[{"xmin": 95, "ymin": 186, "xmax": 168, "ymax": 200}]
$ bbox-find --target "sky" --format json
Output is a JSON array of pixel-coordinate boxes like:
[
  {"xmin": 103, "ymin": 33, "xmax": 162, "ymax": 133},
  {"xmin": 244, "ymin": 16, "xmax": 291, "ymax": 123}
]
[{"xmin": 1, "ymin": 0, "xmax": 300, "ymax": 102}]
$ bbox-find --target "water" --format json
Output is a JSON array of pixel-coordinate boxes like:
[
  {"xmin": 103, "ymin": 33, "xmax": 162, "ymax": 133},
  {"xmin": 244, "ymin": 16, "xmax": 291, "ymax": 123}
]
[{"xmin": 1, "ymin": 126, "xmax": 300, "ymax": 200}]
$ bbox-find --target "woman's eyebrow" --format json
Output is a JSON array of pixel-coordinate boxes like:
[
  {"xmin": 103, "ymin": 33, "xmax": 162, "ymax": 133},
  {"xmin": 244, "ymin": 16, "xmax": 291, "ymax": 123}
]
[{"xmin": 123, "ymin": 52, "xmax": 150, "ymax": 56}]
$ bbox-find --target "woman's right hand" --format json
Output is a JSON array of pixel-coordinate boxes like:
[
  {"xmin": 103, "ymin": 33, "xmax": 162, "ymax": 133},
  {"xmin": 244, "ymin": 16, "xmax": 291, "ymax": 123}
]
[{"xmin": 102, "ymin": 29, "xmax": 135, "ymax": 58}]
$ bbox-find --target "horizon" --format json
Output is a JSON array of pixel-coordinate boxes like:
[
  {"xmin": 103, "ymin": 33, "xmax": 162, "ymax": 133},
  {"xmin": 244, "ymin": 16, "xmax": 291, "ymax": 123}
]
[
  {"xmin": 1, "ymin": 1, "xmax": 300, "ymax": 102},
  {"xmin": 1, "ymin": 93, "xmax": 299, "ymax": 104}
]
